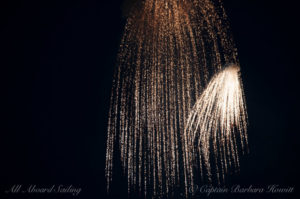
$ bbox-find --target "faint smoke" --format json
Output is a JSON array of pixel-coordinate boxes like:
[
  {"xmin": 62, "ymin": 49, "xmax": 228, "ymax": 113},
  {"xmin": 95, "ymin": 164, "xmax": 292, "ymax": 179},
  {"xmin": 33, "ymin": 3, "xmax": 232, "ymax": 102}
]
[{"xmin": 121, "ymin": 0, "xmax": 142, "ymax": 18}]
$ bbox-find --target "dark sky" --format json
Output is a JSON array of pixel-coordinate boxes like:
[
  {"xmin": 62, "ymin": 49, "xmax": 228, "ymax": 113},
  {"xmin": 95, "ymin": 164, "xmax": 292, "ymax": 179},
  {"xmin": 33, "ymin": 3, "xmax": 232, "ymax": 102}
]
[{"xmin": 1, "ymin": 0, "xmax": 299, "ymax": 199}]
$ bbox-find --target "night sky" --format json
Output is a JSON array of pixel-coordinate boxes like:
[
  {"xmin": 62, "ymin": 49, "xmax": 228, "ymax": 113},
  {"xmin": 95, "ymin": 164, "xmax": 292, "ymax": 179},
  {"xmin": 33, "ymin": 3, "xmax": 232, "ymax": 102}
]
[{"xmin": 1, "ymin": 0, "xmax": 299, "ymax": 199}]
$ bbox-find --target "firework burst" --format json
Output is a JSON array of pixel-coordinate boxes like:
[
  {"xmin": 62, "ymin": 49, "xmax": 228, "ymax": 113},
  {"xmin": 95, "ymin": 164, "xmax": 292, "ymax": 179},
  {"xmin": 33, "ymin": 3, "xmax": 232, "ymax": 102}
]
[
  {"xmin": 105, "ymin": 0, "xmax": 248, "ymax": 197},
  {"xmin": 184, "ymin": 64, "xmax": 248, "ymax": 194}
]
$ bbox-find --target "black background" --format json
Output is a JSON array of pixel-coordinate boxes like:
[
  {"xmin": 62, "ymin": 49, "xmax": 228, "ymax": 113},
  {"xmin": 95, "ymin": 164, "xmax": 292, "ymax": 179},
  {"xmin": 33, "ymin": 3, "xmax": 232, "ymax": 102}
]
[{"xmin": 1, "ymin": 0, "xmax": 299, "ymax": 198}]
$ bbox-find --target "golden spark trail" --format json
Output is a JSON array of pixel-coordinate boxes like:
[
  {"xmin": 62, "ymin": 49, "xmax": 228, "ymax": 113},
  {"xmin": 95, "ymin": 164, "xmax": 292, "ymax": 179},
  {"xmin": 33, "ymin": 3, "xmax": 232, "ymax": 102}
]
[{"xmin": 105, "ymin": 0, "xmax": 248, "ymax": 197}]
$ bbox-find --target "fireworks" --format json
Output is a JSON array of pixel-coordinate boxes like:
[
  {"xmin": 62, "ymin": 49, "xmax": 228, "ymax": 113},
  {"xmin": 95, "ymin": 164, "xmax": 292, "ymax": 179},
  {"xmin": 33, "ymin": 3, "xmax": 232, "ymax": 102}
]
[
  {"xmin": 184, "ymin": 64, "xmax": 248, "ymax": 194},
  {"xmin": 105, "ymin": 0, "xmax": 248, "ymax": 197}
]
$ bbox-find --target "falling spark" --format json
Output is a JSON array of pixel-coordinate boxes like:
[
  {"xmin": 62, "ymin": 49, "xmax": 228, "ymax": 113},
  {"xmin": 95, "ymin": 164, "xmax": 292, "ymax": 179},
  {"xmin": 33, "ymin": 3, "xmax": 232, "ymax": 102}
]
[
  {"xmin": 105, "ymin": 0, "xmax": 247, "ymax": 197},
  {"xmin": 184, "ymin": 64, "xmax": 248, "ymax": 193}
]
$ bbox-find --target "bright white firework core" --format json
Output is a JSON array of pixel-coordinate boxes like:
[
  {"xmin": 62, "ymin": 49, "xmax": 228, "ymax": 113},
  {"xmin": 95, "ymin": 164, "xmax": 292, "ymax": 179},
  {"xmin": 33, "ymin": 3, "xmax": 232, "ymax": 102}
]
[{"xmin": 184, "ymin": 64, "xmax": 248, "ymax": 189}]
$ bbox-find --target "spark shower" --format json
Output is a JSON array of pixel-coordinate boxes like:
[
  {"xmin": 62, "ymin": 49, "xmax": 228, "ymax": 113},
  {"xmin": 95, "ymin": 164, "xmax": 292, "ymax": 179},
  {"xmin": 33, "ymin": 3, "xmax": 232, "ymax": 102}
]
[{"xmin": 105, "ymin": 0, "xmax": 248, "ymax": 197}]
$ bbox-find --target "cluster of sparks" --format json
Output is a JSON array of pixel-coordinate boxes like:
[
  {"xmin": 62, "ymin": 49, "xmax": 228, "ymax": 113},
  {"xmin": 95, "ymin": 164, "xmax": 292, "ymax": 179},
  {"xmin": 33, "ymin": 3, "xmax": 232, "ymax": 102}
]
[
  {"xmin": 105, "ymin": 0, "xmax": 248, "ymax": 197},
  {"xmin": 184, "ymin": 64, "xmax": 248, "ymax": 194}
]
